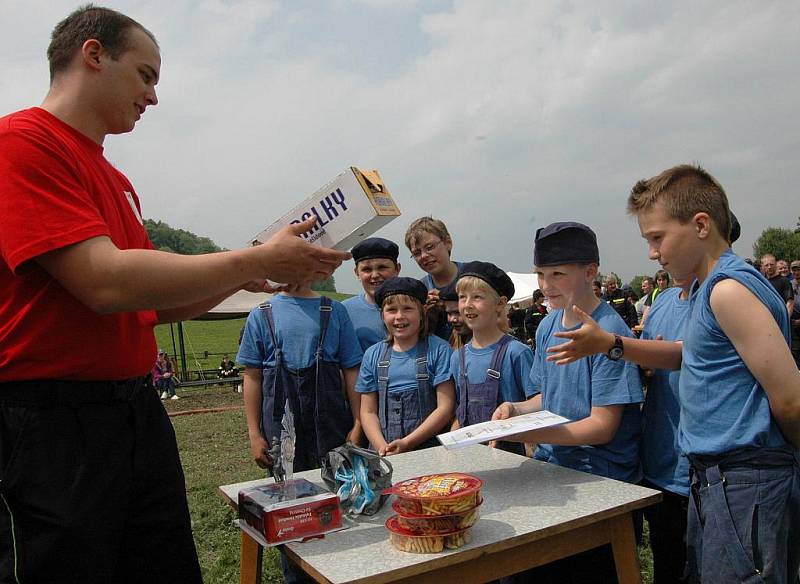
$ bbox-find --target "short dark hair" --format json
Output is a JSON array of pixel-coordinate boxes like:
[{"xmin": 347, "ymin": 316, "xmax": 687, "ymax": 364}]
[{"xmin": 47, "ymin": 4, "xmax": 157, "ymax": 82}]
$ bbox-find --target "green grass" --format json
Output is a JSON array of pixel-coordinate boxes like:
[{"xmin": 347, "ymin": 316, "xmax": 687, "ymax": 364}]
[
  {"xmin": 174, "ymin": 388, "xmax": 654, "ymax": 584},
  {"xmin": 173, "ymin": 405, "xmax": 284, "ymax": 583}
]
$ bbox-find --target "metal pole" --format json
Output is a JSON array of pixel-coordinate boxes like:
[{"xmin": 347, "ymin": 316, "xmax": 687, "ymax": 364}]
[{"xmin": 177, "ymin": 321, "xmax": 188, "ymax": 381}]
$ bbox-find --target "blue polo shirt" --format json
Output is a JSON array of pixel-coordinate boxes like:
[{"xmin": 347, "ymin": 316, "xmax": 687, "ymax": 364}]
[
  {"xmin": 640, "ymin": 287, "xmax": 690, "ymax": 496},
  {"xmin": 342, "ymin": 292, "xmax": 386, "ymax": 352},
  {"xmin": 529, "ymin": 301, "xmax": 644, "ymax": 483},
  {"xmin": 236, "ymin": 294, "xmax": 363, "ymax": 370}
]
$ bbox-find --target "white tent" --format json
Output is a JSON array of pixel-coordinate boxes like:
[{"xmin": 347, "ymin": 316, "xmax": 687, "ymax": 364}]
[
  {"xmin": 194, "ymin": 289, "xmax": 273, "ymax": 320},
  {"xmin": 507, "ymin": 272, "xmax": 539, "ymax": 306}
]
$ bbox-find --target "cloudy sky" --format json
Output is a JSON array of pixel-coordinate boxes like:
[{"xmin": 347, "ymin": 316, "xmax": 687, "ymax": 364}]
[{"xmin": 3, "ymin": 0, "xmax": 798, "ymax": 294}]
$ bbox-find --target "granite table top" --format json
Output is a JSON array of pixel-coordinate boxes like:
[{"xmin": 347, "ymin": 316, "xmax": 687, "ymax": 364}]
[{"xmin": 219, "ymin": 444, "xmax": 660, "ymax": 584}]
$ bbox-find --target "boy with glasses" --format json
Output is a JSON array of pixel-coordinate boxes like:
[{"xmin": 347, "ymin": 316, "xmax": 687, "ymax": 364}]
[{"xmin": 405, "ymin": 217, "xmax": 464, "ymax": 339}]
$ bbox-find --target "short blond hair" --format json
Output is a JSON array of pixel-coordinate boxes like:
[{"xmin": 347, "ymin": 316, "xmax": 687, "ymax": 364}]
[
  {"xmin": 381, "ymin": 294, "xmax": 428, "ymax": 342},
  {"xmin": 456, "ymin": 276, "xmax": 501, "ymax": 305},
  {"xmin": 404, "ymin": 217, "xmax": 452, "ymax": 250},
  {"xmin": 627, "ymin": 164, "xmax": 731, "ymax": 240}
]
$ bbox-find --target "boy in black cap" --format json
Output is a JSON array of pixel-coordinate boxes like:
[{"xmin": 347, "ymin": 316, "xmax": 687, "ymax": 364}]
[
  {"xmin": 342, "ymin": 237, "xmax": 401, "ymax": 352},
  {"xmin": 356, "ymin": 277, "xmax": 455, "ymax": 455},
  {"xmin": 492, "ymin": 222, "xmax": 643, "ymax": 583},
  {"xmin": 439, "ymin": 282, "xmax": 472, "ymax": 349},
  {"xmin": 450, "ymin": 262, "xmax": 534, "ymax": 455}
]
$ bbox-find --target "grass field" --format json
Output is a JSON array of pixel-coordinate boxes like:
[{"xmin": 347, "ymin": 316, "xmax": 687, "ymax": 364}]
[{"xmin": 168, "ymin": 317, "xmax": 654, "ymax": 584}]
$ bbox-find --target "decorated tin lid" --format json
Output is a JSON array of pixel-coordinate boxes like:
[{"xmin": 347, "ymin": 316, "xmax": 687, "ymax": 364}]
[{"xmin": 384, "ymin": 473, "xmax": 483, "ymax": 500}]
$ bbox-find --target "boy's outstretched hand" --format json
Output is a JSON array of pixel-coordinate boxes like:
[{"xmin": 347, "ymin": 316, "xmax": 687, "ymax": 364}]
[{"xmin": 546, "ymin": 305, "xmax": 614, "ymax": 365}]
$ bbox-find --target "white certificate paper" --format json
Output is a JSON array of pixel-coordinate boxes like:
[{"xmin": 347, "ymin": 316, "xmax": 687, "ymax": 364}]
[{"xmin": 437, "ymin": 410, "xmax": 570, "ymax": 450}]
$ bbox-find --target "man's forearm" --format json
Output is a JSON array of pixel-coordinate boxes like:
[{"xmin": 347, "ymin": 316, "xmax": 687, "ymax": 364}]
[{"xmin": 157, "ymin": 287, "xmax": 242, "ymax": 323}]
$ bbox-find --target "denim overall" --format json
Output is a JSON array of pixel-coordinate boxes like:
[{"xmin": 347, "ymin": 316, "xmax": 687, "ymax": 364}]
[
  {"xmin": 685, "ymin": 446, "xmax": 800, "ymax": 584},
  {"xmin": 258, "ymin": 297, "xmax": 353, "ymax": 473},
  {"xmin": 456, "ymin": 335, "xmax": 524, "ymax": 456},
  {"xmin": 376, "ymin": 339, "xmax": 439, "ymax": 449}
]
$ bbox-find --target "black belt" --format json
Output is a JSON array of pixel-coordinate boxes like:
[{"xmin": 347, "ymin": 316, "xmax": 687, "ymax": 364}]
[
  {"xmin": 689, "ymin": 445, "xmax": 797, "ymax": 472},
  {"xmin": 0, "ymin": 376, "xmax": 153, "ymax": 406}
]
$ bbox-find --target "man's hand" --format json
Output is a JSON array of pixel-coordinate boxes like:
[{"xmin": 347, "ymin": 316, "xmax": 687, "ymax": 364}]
[
  {"xmin": 258, "ymin": 217, "xmax": 351, "ymax": 288},
  {"xmin": 249, "ymin": 435, "xmax": 273, "ymax": 469},
  {"xmin": 546, "ymin": 305, "xmax": 615, "ymax": 365}
]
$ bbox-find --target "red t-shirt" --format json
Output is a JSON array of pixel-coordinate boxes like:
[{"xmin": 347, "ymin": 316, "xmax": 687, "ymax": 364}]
[{"xmin": 0, "ymin": 108, "xmax": 158, "ymax": 381}]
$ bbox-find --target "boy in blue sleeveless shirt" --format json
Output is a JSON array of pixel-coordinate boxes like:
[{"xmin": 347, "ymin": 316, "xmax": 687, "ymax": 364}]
[
  {"xmin": 626, "ymin": 165, "xmax": 800, "ymax": 584},
  {"xmin": 493, "ymin": 222, "xmax": 643, "ymax": 583},
  {"xmin": 342, "ymin": 237, "xmax": 401, "ymax": 352}
]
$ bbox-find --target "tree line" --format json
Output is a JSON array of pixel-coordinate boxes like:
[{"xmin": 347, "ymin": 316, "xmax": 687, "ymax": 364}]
[{"xmin": 144, "ymin": 218, "xmax": 336, "ymax": 291}]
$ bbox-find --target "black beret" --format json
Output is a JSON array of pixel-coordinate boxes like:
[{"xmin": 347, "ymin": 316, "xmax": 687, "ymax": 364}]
[
  {"xmin": 351, "ymin": 237, "xmax": 399, "ymax": 263},
  {"xmin": 729, "ymin": 211, "xmax": 741, "ymax": 244},
  {"xmin": 533, "ymin": 222, "xmax": 599, "ymax": 267},
  {"xmin": 457, "ymin": 261, "xmax": 515, "ymax": 300},
  {"xmin": 439, "ymin": 282, "xmax": 458, "ymax": 302},
  {"xmin": 374, "ymin": 277, "xmax": 428, "ymax": 307}
]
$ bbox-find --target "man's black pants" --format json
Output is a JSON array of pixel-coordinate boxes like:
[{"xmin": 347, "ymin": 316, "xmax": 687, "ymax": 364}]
[{"xmin": 0, "ymin": 379, "xmax": 202, "ymax": 584}]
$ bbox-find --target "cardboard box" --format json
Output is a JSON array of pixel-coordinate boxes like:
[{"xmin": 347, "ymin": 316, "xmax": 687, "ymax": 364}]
[
  {"xmin": 248, "ymin": 167, "xmax": 401, "ymax": 250},
  {"xmin": 238, "ymin": 479, "xmax": 342, "ymax": 544}
]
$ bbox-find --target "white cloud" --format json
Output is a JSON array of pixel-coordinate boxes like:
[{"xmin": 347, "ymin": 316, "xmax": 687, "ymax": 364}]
[{"xmin": 3, "ymin": 0, "xmax": 799, "ymax": 294}]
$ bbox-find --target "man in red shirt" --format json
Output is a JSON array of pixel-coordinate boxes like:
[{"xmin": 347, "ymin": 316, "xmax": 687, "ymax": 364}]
[{"xmin": 0, "ymin": 6, "xmax": 348, "ymax": 583}]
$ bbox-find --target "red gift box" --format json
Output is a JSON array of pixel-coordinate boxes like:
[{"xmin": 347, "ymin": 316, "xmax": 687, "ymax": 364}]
[{"xmin": 238, "ymin": 479, "xmax": 342, "ymax": 544}]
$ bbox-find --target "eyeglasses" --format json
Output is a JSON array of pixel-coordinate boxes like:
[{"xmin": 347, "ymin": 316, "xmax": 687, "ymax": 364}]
[{"xmin": 410, "ymin": 240, "xmax": 444, "ymax": 260}]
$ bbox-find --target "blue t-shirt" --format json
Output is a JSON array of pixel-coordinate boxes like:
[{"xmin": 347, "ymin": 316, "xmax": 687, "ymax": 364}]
[
  {"xmin": 450, "ymin": 337, "xmax": 535, "ymax": 405},
  {"xmin": 236, "ymin": 294, "xmax": 363, "ymax": 370},
  {"xmin": 356, "ymin": 335, "xmax": 453, "ymax": 394},
  {"xmin": 640, "ymin": 287, "xmax": 690, "ymax": 496},
  {"xmin": 529, "ymin": 301, "xmax": 644, "ymax": 483},
  {"xmin": 342, "ymin": 292, "xmax": 386, "ymax": 352},
  {"xmin": 680, "ymin": 249, "xmax": 791, "ymax": 456},
  {"xmin": 421, "ymin": 261, "xmax": 464, "ymax": 292}
]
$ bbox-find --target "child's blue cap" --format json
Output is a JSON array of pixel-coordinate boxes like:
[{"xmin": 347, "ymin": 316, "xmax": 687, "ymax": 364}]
[
  {"xmin": 534, "ymin": 222, "xmax": 599, "ymax": 267},
  {"xmin": 374, "ymin": 277, "xmax": 428, "ymax": 307}
]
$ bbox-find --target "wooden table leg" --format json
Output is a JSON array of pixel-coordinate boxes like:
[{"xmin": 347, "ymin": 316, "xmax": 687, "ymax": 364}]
[
  {"xmin": 240, "ymin": 530, "xmax": 263, "ymax": 584},
  {"xmin": 610, "ymin": 512, "xmax": 642, "ymax": 584}
]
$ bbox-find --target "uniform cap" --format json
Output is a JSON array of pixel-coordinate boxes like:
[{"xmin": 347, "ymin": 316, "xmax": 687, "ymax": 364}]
[
  {"xmin": 533, "ymin": 222, "xmax": 599, "ymax": 267},
  {"xmin": 374, "ymin": 277, "xmax": 428, "ymax": 307},
  {"xmin": 457, "ymin": 261, "xmax": 515, "ymax": 299},
  {"xmin": 729, "ymin": 211, "xmax": 741, "ymax": 244},
  {"xmin": 351, "ymin": 237, "xmax": 399, "ymax": 263}
]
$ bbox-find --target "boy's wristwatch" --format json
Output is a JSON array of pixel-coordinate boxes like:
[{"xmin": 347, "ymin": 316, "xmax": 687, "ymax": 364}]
[{"xmin": 607, "ymin": 334, "xmax": 624, "ymax": 361}]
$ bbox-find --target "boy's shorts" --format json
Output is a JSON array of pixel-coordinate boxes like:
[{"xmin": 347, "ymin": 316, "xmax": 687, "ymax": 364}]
[
  {"xmin": 0, "ymin": 378, "xmax": 202, "ymax": 584},
  {"xmin": 686, "ymin": 447, "xmax": 800, "ymax": 584}
]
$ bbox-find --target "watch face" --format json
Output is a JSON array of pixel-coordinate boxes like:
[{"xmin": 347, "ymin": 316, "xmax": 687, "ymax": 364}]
[{"xmin": 609, "ymin": 346, "xmax": 624, "ymax": 360}]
